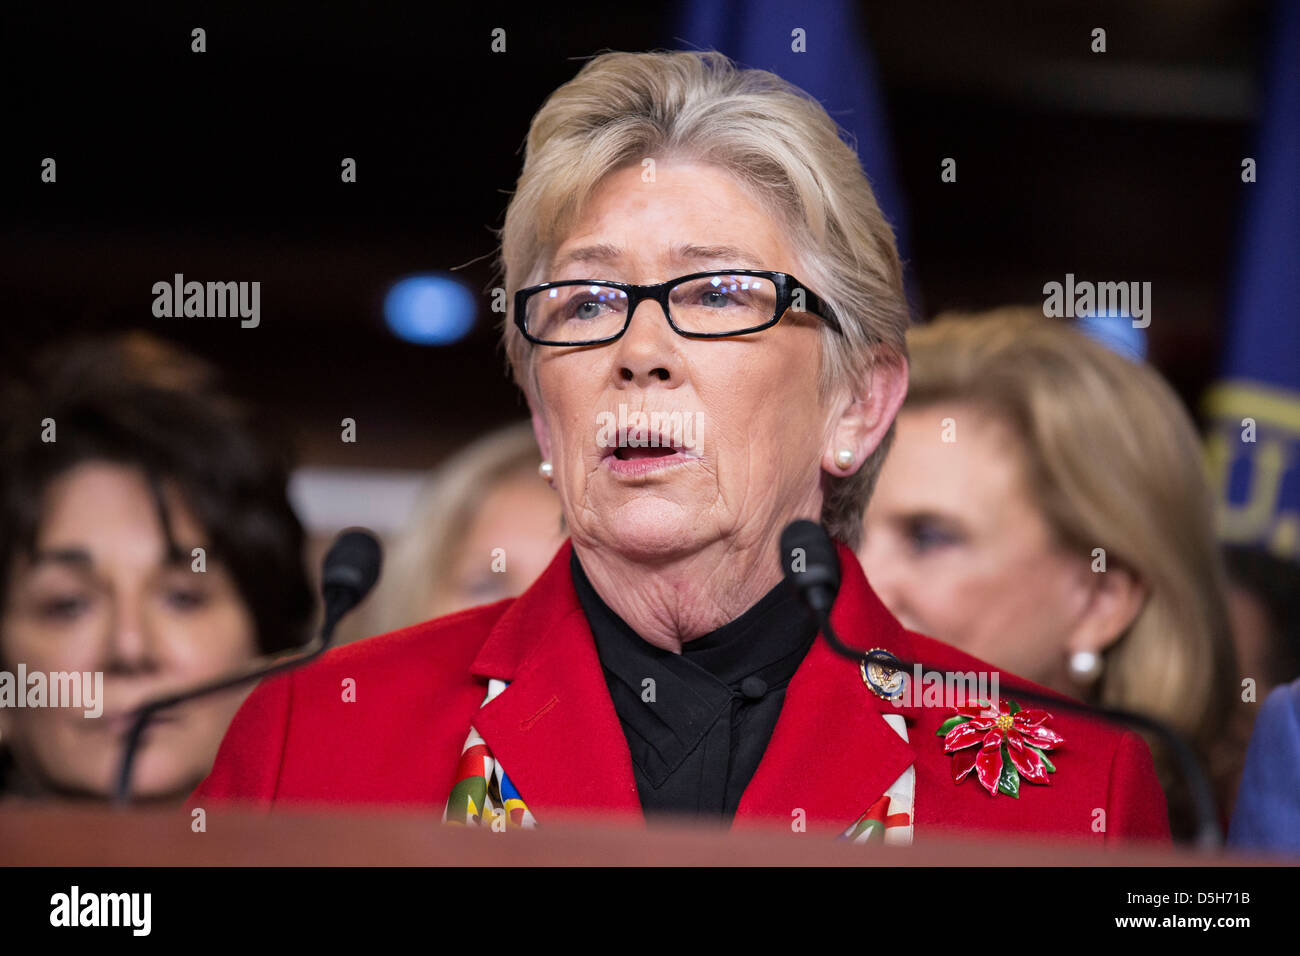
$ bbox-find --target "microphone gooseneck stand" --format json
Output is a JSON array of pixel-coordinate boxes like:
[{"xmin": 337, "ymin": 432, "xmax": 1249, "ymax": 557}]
[
  {"xmin": 779, "ymin": 519, "xmax": 1222, "ymax": 850},
  {"xmin": 113, "ymin": 529, "xmax": 382, "ymax": 807}
]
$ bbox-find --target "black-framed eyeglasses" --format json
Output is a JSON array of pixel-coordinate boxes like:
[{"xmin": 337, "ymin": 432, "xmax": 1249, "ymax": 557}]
[{"xmin": 513, "ymin": 269, "xmax": 843, "ymax": 347}]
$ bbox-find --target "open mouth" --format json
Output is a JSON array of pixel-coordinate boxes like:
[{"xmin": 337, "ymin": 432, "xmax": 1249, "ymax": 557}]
[
  {"xmin": 613, "ymin": 445, "xmax": 678, "ymax": 461},
  {"xmin": 600, "ymin": 425, "xmax": 702, "ymax": 476}
]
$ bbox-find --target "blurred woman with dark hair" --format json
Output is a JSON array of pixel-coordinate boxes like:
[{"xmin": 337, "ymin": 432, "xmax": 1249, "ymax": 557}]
[{"xmin": 0, "ymin": 332, "xmax": 313, "ymax": 802}]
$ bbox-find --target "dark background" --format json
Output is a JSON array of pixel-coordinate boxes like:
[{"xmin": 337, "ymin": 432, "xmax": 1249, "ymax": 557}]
[{"xmin": 1, "ymin": 0, "xmax": 1268, "ymax": 469}]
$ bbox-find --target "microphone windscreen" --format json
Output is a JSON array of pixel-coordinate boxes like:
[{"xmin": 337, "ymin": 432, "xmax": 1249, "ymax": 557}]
[
  {"xmin": 779, "ymin": 519, "xmax": 840, "ymax": 594},
  {"xmin": 321, "ymin": 528, "xmax": 383, "ymax": 601}
]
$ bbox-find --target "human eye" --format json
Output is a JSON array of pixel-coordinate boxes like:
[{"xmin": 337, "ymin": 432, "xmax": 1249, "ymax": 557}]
[
  {"xmin": 558, "ymin": 285, "xmax": 625, "ymax": 322},
  {"xmin": 162, "ymin": 587, "xmax": 210, "ymax": 611},
  {"xmin": 462, "ymin": 575, "xmax": 507, "ymax": 602},
  {"xmin": 683, "ymin": 275, "xmax": 766, "ymax": 310},
  {"xmin": 156, "ymin": 571, "xmax": 214, "ymax": 612},
  {"xmin": 36, "ymin": 592, "xmax": 94, "ymax": 621},
  {"xmin": 906, "ymin": 517, "xmax": 963, "ymax": 555},
  {"xmin": 18, "ymin": 569, "xmax": 97, "ymax": 623}
]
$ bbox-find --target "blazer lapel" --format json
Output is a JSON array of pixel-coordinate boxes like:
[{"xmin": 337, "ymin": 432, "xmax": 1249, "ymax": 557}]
[
  {"xmin": 468, "ymin": 541, "xmax": 644, "ymax": 825},
  {"xmin": 466, "ymin": 538, "xmax": 921, "ymax": 833},
  {"xmin": 735, "ymin": 542, "xmax": 923, "ymax": 833}
]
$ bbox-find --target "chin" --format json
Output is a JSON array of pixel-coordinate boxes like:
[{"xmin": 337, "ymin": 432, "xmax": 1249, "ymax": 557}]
[{"xmin": 601, "ymin": 503, "xmax": 707, "ymax": 560}]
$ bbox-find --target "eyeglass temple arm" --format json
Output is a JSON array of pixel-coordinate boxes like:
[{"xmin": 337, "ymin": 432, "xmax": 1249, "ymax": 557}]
[{"xmin": 793, "ymin": 282, "xmax": 844, "ymax": 334}]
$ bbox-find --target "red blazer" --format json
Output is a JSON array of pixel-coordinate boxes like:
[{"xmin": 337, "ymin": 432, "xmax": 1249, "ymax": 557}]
[{"xmin": 191, "ymin": 540, "xmax": 1170, "ymax": 843}]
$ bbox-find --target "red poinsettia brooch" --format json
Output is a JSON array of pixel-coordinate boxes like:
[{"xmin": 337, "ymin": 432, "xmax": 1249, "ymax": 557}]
[{"xmin": 936, "ymin": 699, "xmax": 1065, "ymax": 797}]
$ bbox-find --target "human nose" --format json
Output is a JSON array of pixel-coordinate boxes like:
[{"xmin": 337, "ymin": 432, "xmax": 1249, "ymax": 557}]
[
  {"xmin": 102, "ymin": 592, "xmax": 159, "ymax": 675},
  {"xmin": 609, "ymin": 294, "xmax": 682, "ymax": 388}
]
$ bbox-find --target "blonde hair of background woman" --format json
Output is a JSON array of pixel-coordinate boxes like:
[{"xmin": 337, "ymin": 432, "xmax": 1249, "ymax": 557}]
[
  {"xmin": 366, "ymin": 421, "xmax": 547, "ymax": 636},
  {"xmin": 497, "ymin": 49, "xmax": 911, "ymax": 550},
  {"xmin": 906, "ymin": 307, "xmax": 1240, "ymax": 831}
]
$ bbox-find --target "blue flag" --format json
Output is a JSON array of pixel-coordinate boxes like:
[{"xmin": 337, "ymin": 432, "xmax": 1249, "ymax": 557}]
[
  {"xmin": 673, "ymin": 0, "xmax": 911, "ymax": 272},
  {"xmin": 1203, "ymin": 0, "xmax": 1300, "ymax": 559}
]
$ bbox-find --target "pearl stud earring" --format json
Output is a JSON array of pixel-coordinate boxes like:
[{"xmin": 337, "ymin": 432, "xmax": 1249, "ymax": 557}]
[
  {"xmin": 834, "ymin": 448, "xmax": 854, "ymax": 469},
  {"xmin": 538, "ymin": 460, "xmax": 554, "ymax": 481},
  {"xmin": 1068, "ymin": 650, "xmax": 1103, "ymax": 686}
]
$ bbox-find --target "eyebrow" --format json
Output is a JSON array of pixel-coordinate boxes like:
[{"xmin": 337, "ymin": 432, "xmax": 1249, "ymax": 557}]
[
  {"xmin": 551, "ymin": 243, "xmax": 622, "ymax": 271},
  {"xmin": 550, "ymin": 242, "xmax": 764, "ymax": 275},
  {"xmin": 671, "ymin": 243, "xmax": 762, "ymax": 268},
  {"xmin": 29, "ymin": 547, "xmax": 94, "ymax": 569},
  {"xmin": 27, "ymin": 545, "xmax": 199, "ymax": 572},
  {"xmin": 895, "ymin": 510, "xmax": 966, "ymax": 531}
]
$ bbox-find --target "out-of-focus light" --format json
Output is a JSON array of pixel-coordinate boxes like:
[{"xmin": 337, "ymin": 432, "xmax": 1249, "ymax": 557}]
[
  {"xmin": 1075, "ymin": 312, "xmax": 1147, "ymax": 362},
  {"xmin": 383, "ymin": 274, "xmax": 477, "ymax": 345}
]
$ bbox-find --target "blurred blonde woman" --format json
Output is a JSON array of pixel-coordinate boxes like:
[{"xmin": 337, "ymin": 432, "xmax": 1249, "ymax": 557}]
[
  {"xmin": 859, "ymin": 307, "xmax": 1240, "ymax": 837},
  {"xmin": 367, "ymin": 421, "xmax": 563, "ymax": 635}
]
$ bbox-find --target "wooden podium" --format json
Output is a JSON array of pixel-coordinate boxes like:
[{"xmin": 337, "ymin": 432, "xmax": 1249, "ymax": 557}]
[{"xmin": 0, "ymin": 804, "xmax": 1282, "ymax": 865}]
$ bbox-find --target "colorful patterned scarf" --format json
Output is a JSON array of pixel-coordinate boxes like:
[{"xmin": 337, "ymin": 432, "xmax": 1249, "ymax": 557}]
[
  {"xmin": 841, "ymin": 713, "xmax": 914, "ymax": 844},
  {"xmin": 442, "ymin": 680, "xmax": 536, "ymax": 829},
  {"xmin": 443, "ymin": 680, "xmax": 913, "ymax": 844}
]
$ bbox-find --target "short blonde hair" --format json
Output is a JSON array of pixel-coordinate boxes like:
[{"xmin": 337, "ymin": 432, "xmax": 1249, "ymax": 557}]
[
  {"xmin": 906, "ymin": 308, "xmax": 1238, "ymax": 832},
  {"xmin": 366, "ymin": 421, "xmax": 545, "ymax": 634},
  {"xmin": 497, "ymin": 50, "xmax": 909, "ymax": 548}
]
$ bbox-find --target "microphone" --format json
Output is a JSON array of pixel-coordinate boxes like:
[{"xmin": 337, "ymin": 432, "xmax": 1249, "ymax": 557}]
[
  {"xmin": 779, "ymin": 519, "xmax": 1222, "ymax": 849},
  {"xmin": 779, "ymin": 519, "xmax": 839, "ymax": 614},
  {"xmin": 112, "ymin": 528, "xmax": 383, "ymax": 806},
  {"xmin": 320, "ymin": 527, "xmax": 384, "ymax": 624}
]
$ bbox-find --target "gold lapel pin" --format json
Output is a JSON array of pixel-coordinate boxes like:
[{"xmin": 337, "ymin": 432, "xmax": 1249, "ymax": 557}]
[{"xmin": 860, "ymin": 648, "xmax": 906, "ymax": 701}]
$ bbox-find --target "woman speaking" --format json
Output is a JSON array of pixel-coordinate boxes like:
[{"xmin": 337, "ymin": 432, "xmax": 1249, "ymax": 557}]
[{"xmin": 193, "ymin": 50, "xmax": 1168, "ymax": 843}]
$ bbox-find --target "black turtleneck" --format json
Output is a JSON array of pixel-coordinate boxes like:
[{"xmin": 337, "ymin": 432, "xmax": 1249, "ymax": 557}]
[{"xmin": 570, "ymin": 549, "xmax": 818, "ymax": 824}]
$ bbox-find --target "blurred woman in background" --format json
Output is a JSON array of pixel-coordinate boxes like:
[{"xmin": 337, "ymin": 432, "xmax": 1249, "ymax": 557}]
[
  {"xmin": 365, "ymin": 420, "xmax": 563, "ymax": 635},
  {"xmin": 858, "ymin": 308, "xmax": 1242, "ymax": 837},
  {"xmin": 0, "ymin": 332, "xmax": 313, "ymax": 802},
  {"xmin": 1222, "ymin": 544, "xmax": 1300, "ymax": 702}
]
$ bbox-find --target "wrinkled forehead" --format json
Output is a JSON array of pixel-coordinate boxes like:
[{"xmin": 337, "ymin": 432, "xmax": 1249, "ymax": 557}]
[{"xmin": 541, "ymin": 160, "xmax": 803, "ymax": 281}]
